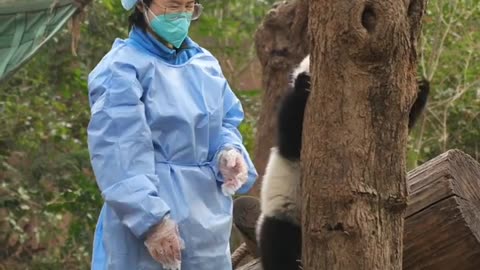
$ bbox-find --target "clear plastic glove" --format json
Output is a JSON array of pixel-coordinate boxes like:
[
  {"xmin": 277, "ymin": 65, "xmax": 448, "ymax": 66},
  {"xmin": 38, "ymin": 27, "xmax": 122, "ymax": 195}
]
[
  {"xmin": 218, "ymin": 148, "xmax": 248, "ymax": 196},
  {"xmin": 144, "ymin": 216, "xmax": 184, "ymax": 269}
]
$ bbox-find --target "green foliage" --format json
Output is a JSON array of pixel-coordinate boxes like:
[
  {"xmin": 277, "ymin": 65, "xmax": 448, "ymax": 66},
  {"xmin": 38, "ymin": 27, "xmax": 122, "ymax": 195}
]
[
  {"xmin": 237, "ymin": 90, "xmax": 261, "ymax": 157},
  {"xmin": 189, "ymin": 0, "xmax": 277, "ymax": 85},
  {"xmin": 407, "ymin": 0, "xmax": 480, "ymax": 169}
]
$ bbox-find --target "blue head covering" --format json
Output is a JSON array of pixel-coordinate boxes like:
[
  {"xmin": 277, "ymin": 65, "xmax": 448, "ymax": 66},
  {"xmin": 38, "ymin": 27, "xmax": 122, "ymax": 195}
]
[
  {"xmin": 122, "ymin": 0, "xmax": 203, "ymax": 12},
  {"xmin": 121, "ymin": 0, "xmax": 138, "ymax": 10}
]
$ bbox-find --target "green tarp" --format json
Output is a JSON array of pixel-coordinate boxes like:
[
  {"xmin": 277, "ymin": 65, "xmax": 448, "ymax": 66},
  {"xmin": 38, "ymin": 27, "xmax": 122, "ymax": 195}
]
[{"xmin": 0, "ymin": 0, "xmax": 80, "ymax": 83}]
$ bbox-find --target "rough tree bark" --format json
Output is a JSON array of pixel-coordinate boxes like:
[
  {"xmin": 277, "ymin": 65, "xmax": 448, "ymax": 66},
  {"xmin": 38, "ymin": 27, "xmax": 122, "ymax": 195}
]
[
  {"xmin": 248, "ymin": 0, "xmax": 309, "ymax": 196},
  {"xmin": 301, "ymin": 0, "xmax": 427, "ymax": 269}
]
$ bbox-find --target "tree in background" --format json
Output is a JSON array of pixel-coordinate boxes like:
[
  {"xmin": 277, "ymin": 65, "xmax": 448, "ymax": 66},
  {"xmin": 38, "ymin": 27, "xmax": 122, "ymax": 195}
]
[
  {"xmin": 408, "ymin": 0, "xmax": 480, "ymax": 169},
  {"xmin": 249, "ymin": 0, "xmax": 309, "ymax": 196}
]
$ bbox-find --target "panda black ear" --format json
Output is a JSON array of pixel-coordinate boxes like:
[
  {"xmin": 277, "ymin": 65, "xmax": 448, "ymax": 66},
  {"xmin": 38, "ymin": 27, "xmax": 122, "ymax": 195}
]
[{"xmin": 294, "ymin": 72, "xmax": 311, "ymax": 93}]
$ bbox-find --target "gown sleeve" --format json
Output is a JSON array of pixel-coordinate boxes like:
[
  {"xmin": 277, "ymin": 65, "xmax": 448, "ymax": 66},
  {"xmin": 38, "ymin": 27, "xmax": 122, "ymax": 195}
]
[
  {"xmin": 212, "ymin": 81, "xmax": 258, "ymax": 194},
  {"xmin": 87, "ymin": 61, "xmax": 170, "ymax": 239}
]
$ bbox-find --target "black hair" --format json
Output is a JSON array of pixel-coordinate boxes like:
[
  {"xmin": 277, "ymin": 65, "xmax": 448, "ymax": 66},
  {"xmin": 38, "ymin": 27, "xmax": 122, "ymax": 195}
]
[{"xmin": 128, "ymin": 0, "xmax": 153, "ymax": 32}]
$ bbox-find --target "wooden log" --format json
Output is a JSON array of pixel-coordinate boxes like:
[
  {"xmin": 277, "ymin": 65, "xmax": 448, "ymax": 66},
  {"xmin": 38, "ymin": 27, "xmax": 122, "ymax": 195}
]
[
  {"xmin": 236, "ymin": 149, "xmax": 480, "ymax": 270},
  {"xmin": 403, "ymin": 149, "xmax": 480, "ymax": 269}
]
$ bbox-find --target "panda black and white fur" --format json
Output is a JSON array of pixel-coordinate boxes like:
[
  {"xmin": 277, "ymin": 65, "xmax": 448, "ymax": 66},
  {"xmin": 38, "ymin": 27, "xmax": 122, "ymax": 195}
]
[{"xmin": 255, "ymin": 55, "xmax": 430, "ymax": 270}]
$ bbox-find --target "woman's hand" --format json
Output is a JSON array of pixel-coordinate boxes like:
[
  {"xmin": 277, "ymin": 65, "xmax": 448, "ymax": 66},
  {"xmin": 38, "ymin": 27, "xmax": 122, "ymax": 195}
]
[
  {"xmin": 144, "ymin": 216, "xmax": 184, "ymax": 269},
  {"xmin": 218, "ymin": 148, "xmax": 248, "ymax": 196}
]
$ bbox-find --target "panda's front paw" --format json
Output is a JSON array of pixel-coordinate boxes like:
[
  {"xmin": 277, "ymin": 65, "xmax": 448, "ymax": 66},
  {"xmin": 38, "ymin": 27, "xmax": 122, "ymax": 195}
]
[{"xmin": 294, "ymin": 72, "xmax": 311, "ymax": 93}]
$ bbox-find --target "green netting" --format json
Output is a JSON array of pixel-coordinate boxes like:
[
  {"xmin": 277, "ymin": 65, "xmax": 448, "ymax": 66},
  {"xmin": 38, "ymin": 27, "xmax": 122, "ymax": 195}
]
[{"xmin": 0, "ymin": 0, "xmax": 79, "ymax": 83}]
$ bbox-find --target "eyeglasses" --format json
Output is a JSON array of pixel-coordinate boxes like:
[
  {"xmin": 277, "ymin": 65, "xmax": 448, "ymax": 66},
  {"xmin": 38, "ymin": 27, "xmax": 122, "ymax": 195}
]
[{"xmin": 151, "ymin": 2, "xmax": 204, "ymax": 21}]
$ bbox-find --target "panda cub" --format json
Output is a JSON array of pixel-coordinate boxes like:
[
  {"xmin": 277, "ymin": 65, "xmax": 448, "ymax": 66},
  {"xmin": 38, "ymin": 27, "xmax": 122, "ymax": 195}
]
[{"xmin": 256, "ymin": 55, "xmax": 430, "ymax": 270}]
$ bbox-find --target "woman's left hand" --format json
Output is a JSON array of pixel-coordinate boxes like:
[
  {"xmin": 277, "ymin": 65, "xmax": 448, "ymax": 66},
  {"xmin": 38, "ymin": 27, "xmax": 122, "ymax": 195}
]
[{"xmin": 218, "ymin": 148, "xmax": 248, "ymax": 196}]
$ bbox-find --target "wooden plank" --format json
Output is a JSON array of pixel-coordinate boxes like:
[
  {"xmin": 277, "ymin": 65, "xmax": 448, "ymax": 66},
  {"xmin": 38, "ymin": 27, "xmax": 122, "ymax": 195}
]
[
  {"xmin": 404, "ymin": 197, "xmax": 480, "ymax": 269},
  {"xmin": 405, "ymin": 176, "xmax": 453, "ymax": 217}
]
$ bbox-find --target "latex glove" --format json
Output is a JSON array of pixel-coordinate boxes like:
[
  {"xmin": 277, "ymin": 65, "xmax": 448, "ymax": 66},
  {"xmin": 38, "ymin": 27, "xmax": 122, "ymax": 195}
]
[
  {"xmin": 144, "ymin": 216, "xmax": 184, "ymax": 269},
  {"xmin": 218, "ymin": 148, "xmax": 248, "ymax": 196}
]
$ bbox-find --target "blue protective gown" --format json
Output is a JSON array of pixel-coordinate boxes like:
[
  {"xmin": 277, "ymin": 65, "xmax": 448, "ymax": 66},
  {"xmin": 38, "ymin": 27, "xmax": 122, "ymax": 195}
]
[{"xmin": 87, "ymin": 27, "xmax": 258, "ymax": 270}]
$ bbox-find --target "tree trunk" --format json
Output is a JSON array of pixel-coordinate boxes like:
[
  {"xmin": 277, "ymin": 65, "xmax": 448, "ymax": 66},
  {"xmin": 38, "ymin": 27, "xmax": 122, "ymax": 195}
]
[
  {"xmin": 301, "ymin": 0, "xmax": 427, "ymax": 269},
  {"xmin": 249, "ymin": 0, "xmax": 309, "ymax": 196}
]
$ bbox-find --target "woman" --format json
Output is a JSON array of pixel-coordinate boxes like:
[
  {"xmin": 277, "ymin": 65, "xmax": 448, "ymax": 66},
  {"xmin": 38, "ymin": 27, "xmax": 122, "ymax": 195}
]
[{"xmin": 87, "ymin": 0, "xmax": 258, "ymax": 269}]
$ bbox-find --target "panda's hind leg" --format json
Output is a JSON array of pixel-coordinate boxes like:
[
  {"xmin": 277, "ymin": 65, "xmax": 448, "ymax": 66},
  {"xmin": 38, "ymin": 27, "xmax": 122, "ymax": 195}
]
[
  {"xmin": 408, "ymin": 78, "xmax": 430, "ymax": 130},
  {"xmin": 259, "ymin": 216, "xmax": 302, "ymax": 270}
]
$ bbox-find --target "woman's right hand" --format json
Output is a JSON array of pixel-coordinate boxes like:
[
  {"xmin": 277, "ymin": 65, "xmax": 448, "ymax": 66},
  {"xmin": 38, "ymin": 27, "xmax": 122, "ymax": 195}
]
[
  {"xmin": 144, "ymin": 216, "xmax": 184, "ymax": 269},
  {"xmin": 218, "ymin": 147, "xmax": 248, "ymax": 196}
]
